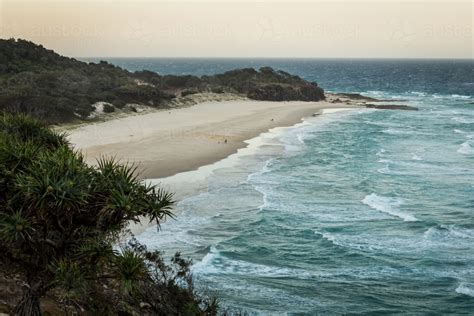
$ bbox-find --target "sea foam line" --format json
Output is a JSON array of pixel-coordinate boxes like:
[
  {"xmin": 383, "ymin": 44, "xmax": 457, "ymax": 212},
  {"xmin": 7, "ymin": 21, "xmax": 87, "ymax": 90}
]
[
  {"xmin": 362, "ymin": 193, "xmax": 418, "ymax": 222},
  {"xmin": 457, "ymin": 141, "xmax": 473, "ymax": 155},
  {"xmin": 456, "ymin": 283, "xmax": 474, "ymax": 297}
]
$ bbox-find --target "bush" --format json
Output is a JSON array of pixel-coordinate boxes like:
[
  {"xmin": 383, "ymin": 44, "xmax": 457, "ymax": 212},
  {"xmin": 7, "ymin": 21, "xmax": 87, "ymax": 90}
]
[
  {"xmin": 181, "ymin": 89, "xmax": 199, "ymax": 97},
  {"xmin": 0, "ymin": 113, "xmax": 215, "ymax": 315},
  {"xmin": 0, "ymin": 39, "xmax": 325, "ymax": 124},
  {"xmin": 103, "ymin": 103, "xmax": 115, "ymax": 113},
  {"xmin": 210, "ymin": 86, "xmax": 224, "ymax": 94}
]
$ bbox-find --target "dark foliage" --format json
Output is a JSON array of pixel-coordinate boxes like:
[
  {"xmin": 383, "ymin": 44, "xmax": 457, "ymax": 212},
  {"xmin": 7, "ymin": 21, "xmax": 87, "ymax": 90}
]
[
  {"xmin": 0, "ymin": 113, "xmax": 215, "ymax": 315},
  {"xmin": 0, "ymin": 39, "xmax": 172, "ymax": 123},
  {"xmin": 0, "ymin": 39, "xmax": 325, "ymax": 124}
]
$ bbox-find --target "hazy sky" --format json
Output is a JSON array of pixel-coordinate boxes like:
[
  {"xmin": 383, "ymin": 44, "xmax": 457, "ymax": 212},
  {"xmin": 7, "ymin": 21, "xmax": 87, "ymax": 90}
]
[{"xmin": 0, "ymin": 0, "xmax": 472, "ymax": 58}]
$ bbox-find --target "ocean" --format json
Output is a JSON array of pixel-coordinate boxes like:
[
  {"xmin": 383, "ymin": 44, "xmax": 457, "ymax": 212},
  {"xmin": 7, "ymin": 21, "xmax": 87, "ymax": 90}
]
[{"xmin": 90, "ymin": 58, "xmax": 474, "ymax": 314}]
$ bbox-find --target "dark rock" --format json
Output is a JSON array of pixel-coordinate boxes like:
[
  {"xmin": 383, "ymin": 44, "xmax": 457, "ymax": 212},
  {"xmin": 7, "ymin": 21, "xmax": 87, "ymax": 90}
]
[
  {"xmin": 337, "ymin": 93, "xmax": 380, "ymax": 102},
  {"xmin": 336, "ymin": 93, "xmax": 409, "ymax": 103},
  {"xmin": 364, "ymin": 104, "xmax": 418, "ymax": 111},
  {"xmin": 381, "ymin": 99, "xmax": 409, "ymax": 102}
]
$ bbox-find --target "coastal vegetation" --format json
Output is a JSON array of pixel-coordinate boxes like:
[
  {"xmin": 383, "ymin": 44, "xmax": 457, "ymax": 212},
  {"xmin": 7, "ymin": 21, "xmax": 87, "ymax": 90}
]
[
  {"xmin": 0, "ymin": 39, "xmax": 325, "ymax": 124},
  {"xmin": 0, "ymin": 113, "xmax": 217, "ymax": 315}
]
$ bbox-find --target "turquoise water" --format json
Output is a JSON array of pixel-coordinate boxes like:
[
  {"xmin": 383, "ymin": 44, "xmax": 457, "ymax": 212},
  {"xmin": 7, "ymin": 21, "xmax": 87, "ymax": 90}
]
[{"xmin": 105, "ymin": 59, "xmax": 474, "ymax": 314}]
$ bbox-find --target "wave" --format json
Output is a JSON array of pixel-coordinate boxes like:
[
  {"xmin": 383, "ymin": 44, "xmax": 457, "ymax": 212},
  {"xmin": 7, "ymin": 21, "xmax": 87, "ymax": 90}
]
[
  {"xmin": 376, "ymin": 148, "xmax": 386, "ymax": 157},
  {"xmin": 410, "ymin": 91, "xmax": 427, "ymax": 97},
  {"xmin": 452, "ymin": 117, "xmax": 474, "ymax": 124},
  {"xmin": 457, "ymin": 142, "xmax": 473, "ymax": 155},
  {"xmin": 313, "ymin": 230, "xmax": 375, "ymax": 252},
  {"xmin": 411, "ymin": 154, "xmax": 422, "ymax": 161},
  {"xmin": 254, "ymin": 185, "xmax": 270, "ymax": 211},
  {"xmin": 431, "ymin": 93, "xmax": 472, "ymax": 100},
  {"xmin": 362, "ymin": 193, "xmax": 418, "ymax": 222},
  {"xmin": 192, "ymin": 246, "xmax": 314, "ymax": 279},
  {"xmin": 451, "ymin": 94, "xmax": 472, "ymax": 99},
  {"xmin": 456, "ymin": 283, "xmax": 474, "ymax": 297},
  {"xmin": 314, "ymin": 230, "xmax": 343, "ymax": 247},
  {"xmin": 377, "ymin": 165, "xmax": 391, "ymax": 174},
  {"xmin": 247, "ymin": 158, "xmax": 274, "ymax": 182},
  {"xmin": 296, "ymin": 133, "xmax": 306, "ymax": 144},
  {"xmin": 382, "ymin": 128, "xmax": 415, "ymax": 135},
  {"xmin": 424, "ymin": 224, "xmax": 474, "ymax": 240}
]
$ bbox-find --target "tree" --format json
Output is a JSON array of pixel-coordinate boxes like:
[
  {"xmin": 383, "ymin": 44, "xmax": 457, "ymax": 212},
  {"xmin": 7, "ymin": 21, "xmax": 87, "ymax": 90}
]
[{"xmin": 0, "ymin": 113, "xmax": 215, "ymax": 315}]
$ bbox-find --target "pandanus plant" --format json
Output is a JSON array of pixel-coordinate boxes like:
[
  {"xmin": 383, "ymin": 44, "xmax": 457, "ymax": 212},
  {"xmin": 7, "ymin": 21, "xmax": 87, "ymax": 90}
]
[{"xmin": 0, "ymin": 113, "xmax": 176, "ymax": 315}]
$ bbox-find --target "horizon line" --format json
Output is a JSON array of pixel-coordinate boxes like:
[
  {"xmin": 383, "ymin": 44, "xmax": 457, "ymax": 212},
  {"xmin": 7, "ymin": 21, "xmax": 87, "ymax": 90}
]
[{"xmin": 76, "ymin": 56, "xmax": 474, "ymax": 60}]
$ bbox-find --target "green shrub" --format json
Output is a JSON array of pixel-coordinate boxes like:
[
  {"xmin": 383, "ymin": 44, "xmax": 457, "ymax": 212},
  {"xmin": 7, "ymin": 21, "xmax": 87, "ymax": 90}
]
[
  {"xmin": 211, "ymin": 86, "xmax": 224, "ymax": 94},
  {"xmin": 0, "ymin": 38, "xmax": 325, "ymax": 124},
  {"xmin": 0, "ymin": 113, "xmax": 215, "ymax": 315},
  {"xmin": 103, "ymin": 103, "xmax": 115, "ymax": 113},
  {"xmin": 181, "ymin": 89, "xmax": 199, "ymax": 97}
]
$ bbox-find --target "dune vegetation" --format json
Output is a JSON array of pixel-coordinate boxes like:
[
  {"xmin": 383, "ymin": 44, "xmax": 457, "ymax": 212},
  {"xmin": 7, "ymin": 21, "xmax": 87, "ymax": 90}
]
[
  {"xmin": 0, "ymin": 113, "xmax": 218, "ymax": 315},
  {"xmin": 0, "ymin": 38, "xmax": 325, "ymax": 124}
]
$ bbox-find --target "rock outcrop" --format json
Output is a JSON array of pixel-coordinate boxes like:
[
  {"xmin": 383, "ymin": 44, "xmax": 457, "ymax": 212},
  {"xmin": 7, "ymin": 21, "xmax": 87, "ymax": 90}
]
[{"xmin": 364, "ymin": 104, "xmax": 419, "ymax": 111}]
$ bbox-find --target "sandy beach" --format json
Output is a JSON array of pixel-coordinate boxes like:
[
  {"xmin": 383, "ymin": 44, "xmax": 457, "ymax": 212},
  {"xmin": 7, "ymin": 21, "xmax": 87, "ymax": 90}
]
[{"xmin": 67, "ymin": 98, "xmax": 359, "ymax": 180}]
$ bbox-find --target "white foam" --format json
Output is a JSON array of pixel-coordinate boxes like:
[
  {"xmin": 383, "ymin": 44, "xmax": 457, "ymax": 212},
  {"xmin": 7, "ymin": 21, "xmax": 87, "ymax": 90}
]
[
  {"xmin": 191, "ymin": 246, "xmax": 219, "ymax": 274},
  {"xmin": 451, "ymin": 94, "xmax": 471, "ymax": 99},
  {"xmin": 431, "ymin": 93, "xmax": 471, "ymax": 99},
  {"xmin": 321, "ymin": 107, "xmax": 356, "ymax": 114},
  {"xmin": 382, "ymin": 128, "xmax": 420, "ymax": 136},
  {"xmin": 246, "ymin": 158, "xmax": 275, "ymax": 183},
  {"xmin": 362, "ymin": 193, "xmax": 418, "ymax": 222},
  {"xmin": 382, "ymin": 129, "xmax": 407, "ymax": 135},
  {"xmin": 424, "ymin": 225, "xmax": 474, "ymax": 240},
  {"xmin": 296, "ymin": 133, "xmax": 306, "ymax": 144},
  {"xmin": 314, "ymin": 230, "xmax": 345, "ymax": 248},
  {"xmin": 456, "ymin": 283, "xmax": 474, "ymax": 297},
  {"xmin": 410, "ymin": 91, "xmax": 427, "ymax": 96},
  {"xmin": 192, "ymin": 247, "xmax": 314, "ymax": 279},
  {"xmin": 452, "ymin": 117, "xmax": 474, "ymax": 124},
  {"xmin": 457, "ymin": 142, "xmax": 473, "ymax": 155},
  {"xmin": 377, "ymin": 165, "xmax": 391, "ymax": 174},
  {"xmin": 145, "ymin": 123, "xmax": 286, "ymax": 201},
  {"xmin": 253, "ymin": 185, "xmax": 270, "ymax": 211},
  {"xmin": 376, "ymin": 148, "xmax": 386, "ymax": 157},
  {"xmin": 411, "ymin": 154, "xmax": 422, "ymax": 161}
]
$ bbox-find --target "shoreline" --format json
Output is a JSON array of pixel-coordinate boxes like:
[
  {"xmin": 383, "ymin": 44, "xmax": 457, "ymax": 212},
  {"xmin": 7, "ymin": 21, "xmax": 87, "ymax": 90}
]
[
  {"xmin": 66, "ymin": 96, "xmax": 361, "ymax": 180},
  {"xmin": 150, "ymin": 106, "xmax": 359, "ymax": 198},
  {"xmin": 64, "ymin": 97, "xmax": 362, "ymax": 236},
  {"xmin": 130, "ymin": 107, "xmax": 359, "ymax": 236}
]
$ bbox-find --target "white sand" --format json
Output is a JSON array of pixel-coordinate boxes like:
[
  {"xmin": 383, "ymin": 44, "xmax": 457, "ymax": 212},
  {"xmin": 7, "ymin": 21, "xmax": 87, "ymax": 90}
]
[
  {"xmin": 67, "ymin": 99, "xmax": 358, "ymax": 179},
  {"xmin": 65, "ymin": 98, "xmax": 360, "ymax": 235}
]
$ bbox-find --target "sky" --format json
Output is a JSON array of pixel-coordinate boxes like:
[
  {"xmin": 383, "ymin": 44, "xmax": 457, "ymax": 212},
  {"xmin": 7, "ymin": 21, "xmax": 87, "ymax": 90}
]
[{"xmin": 0, "ymin": 0, "xmax": 472, "ymax": 58}]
